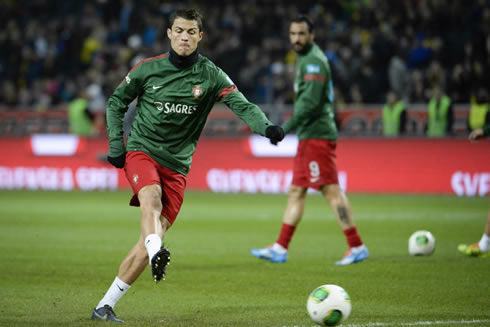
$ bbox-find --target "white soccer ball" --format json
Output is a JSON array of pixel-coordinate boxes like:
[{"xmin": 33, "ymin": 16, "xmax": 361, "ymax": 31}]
[
  {"xmin": 306, "ymin": 284, "xmax": 351, "ymax": 326},
  {"xmin": 408, "ymin": 230, "xmax": 435, "ymax": 256}
]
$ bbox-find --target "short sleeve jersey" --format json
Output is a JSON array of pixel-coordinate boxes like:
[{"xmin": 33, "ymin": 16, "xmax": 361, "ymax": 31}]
[
  {"xmin": 106, "ymin": 53, "xmax": 273, "ymax": 175},
  {"xmin": 282, "ymin": 43, "xmax": 337, "ymax": 141}
]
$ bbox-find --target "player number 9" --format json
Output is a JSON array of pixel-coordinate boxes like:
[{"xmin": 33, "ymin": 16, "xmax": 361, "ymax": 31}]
[{"xmin": 309, "ymin": 161, "xmax": 320, "ymax": 178}]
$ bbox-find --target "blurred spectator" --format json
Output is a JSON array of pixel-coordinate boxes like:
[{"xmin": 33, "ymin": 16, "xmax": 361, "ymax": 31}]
[
  {"xmin": 0, "ymin": 0, "xmax": 488, "ymax": 110},
  {"xmin": 447, "ymin": 64, "xmax": 471, "ymax": 104},
  {"xmin": 382, "ymin": 91, "xmax": 406, "ymax": 137},
  {"xmin": 426, "ymin": 60, "xmax": 446, "ymax": 91},
  {"xmin": 348, "ymin": 84, "xmax": 363, "ymax": 106},
  {"xmin": 86, "ymin": 82, "xmax": 107, "ymax": 135},
  {"xmin": 68, "ymin": 88, "xmax": 94, "ymax": 136},
  {"xmin": 426, "ymin": 85, "xmax": 453, "ymax": 138},
  {"xmin": 468, "ymin": 88, "xmax": 490, "ymax": 132},
  {"xmin": 406, "ymin": 33, "xmax": 432, "ymax": 70},
  {"xmin": 388, "ymin": 47, "xmax": 410, "ymax": 103},
  {"xmin": 409, "ymin": 69, "xmax": 428, "ymax": 103},
  {"xmin": 0, "ymin": 80, "xmax": 18, "ymax": 107}
]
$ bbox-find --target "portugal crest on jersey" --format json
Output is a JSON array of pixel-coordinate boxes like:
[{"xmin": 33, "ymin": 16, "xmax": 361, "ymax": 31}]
[{"xmin": 192, "ymin": 85, "xmax": 203, "ymax": 99}]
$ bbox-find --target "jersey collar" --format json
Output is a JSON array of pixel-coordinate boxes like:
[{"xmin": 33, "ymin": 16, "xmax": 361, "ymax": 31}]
[{"xmin": 169, "ymin": 48, "xmax": 199, "ymax": 69}]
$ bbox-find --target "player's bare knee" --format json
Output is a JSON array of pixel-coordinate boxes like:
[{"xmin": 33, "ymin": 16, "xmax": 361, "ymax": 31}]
[
  {"xmin": 288, "ymin": 185, "xmax": 307, "ymax": 200},
  {"xmin": 321, "ymin": 184, "xmax": 343, "ymax": 202},
  {"xmin": 138, "ymin": 184, "xmax": 162, "ymax": 209}
]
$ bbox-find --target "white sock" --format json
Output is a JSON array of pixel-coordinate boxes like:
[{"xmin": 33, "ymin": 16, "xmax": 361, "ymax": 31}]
[
  {"xmin": 145, "ymin": 234, "xmax": 162, "ymax": 263},
  {"xmin": 478, "ymin": 233, "xmax": 490, "ymax": 252},
  {"xmin": 272, "ymin": 242, "xmax": 287, "ymax": 254},
  {"xmin": 96, "ymin": 277, "xmax": 130, "ymax": 309},
  {"xmin": 351, "ymin": 244, "xmax": 366, "ymax": 254}
]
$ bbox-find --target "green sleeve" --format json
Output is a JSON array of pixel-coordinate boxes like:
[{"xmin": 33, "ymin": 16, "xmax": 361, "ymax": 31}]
[
  {"xmin": 216, "ymin": 70, "xmax": 272, "ymax": 136},
  {"xmin": 282, "ymin": 59, "xmax": 329, "ymax": 134},
  {"xmin": 222, "ymin": 91, "xmax": 272, "ymax": 136},
  {"xmin": 106, "ymin": 63, "xmax": 144, "ymax": 157}
]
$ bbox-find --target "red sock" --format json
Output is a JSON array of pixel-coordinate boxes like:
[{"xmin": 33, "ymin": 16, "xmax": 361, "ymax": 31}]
[
  {"xmin": 276, "ymin": 223, "xmax": 296, "ymax": 249},
  {"xmin": 344, "ymin": 226, "xmax": 363, "ymax": 248}
]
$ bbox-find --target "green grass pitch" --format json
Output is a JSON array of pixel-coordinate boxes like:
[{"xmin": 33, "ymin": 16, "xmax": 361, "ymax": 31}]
[{"xmin": 0, "ymin": 190, "xmax": 489, "ymax": 327}]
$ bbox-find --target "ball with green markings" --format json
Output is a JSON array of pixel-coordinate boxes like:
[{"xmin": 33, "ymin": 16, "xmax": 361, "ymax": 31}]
[
  {"xmin": 306, "ymin": 284, "xmax": 351, "ymax": 326},
  {"xmin": 409, "ymin": 230, "xmax": 435, "ymax": 256}
]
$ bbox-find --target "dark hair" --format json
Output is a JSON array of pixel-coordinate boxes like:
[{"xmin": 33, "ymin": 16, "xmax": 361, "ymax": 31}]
[
  {"xmin": 170, "ymin": 9, "xmax": 203, "ymax": 32},
  {"xmin": 291, "ymin": 15, "xmax": 314, "ymax": 33}
]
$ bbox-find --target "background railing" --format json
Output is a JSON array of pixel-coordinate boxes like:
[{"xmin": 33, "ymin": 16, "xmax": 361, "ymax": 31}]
[{"xmin": 0, "ymin": 104, "xmax": 472, "ymax": 138}]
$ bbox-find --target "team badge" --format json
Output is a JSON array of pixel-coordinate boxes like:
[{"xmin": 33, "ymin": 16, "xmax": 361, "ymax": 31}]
[
  {"xmin": 306, "ymin": 64, "xmax": 320, "ymax": 73},
  {"xmin": 192, "ymin": 85, "xmax": 203, "ymax": 99},
  {"xmin": 133, "ymin": 174, "xmax": 139, "ymax": 184}
]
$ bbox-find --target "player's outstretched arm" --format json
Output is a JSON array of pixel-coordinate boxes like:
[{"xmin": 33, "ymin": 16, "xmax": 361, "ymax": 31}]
[
  {"xmin": 223, "ymin": 91, "xmax": 284, "ymax": 144},
  {"xmin": 219, "ymin": 86, "xmax": 284, "ymax": 142},
  {"xmin": 214, "ymin": 68, "xmax": 284, "ymax": 145}
]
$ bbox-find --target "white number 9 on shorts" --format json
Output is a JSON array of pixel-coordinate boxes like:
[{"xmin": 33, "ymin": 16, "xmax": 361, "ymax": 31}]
[{"xmin": 309, "ymin": 161, "xmax": 320, "ymax": 183}]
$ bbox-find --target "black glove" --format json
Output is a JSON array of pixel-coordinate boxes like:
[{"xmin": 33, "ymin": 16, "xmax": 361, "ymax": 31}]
[
  {"xmin": 107, "ymin": 153, "xmax": 126, "ymax": 169},
  {"xmin": 265, "ymin": 125, "xmax": 285, "ymax": 145}
]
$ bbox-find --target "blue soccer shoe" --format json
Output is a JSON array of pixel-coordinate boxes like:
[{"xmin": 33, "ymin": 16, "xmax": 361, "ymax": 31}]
[
  {"xmin": 335, "ymin": 246, "xmax": 369, "ymax": 266},
  {"xmin": 251, "ymin": 246, "xmax": 288, "ymax": 263}
]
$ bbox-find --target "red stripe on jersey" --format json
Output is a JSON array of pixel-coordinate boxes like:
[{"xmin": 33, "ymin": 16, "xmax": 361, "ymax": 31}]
[
  {"xmin": 131, "ymin": 53, "xmax": 168, "ymax": 72},
  {"xmin": 121, "ymin": 53, "xmax": 169, "ymax": 85},
  {"xmin": 218, "ymin": 85, "xmax": 237, "ymax": 98},
  {"xmin": 304, "ymin": 74, "xmax": 326, "ymax": 83}
]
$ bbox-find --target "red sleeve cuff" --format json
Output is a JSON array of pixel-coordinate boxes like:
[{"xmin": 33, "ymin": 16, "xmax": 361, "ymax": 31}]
[{"xmin": 218, "ymin": 85, "xmax": 238, "ymax": 98}]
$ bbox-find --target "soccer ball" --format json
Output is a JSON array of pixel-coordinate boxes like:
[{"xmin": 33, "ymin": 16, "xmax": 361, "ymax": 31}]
[
  {"xmin": 408, "ymin": 230, "xmax": 435, "ymax": 256},
  {"xmin": 306, "ymin": 284, "xmax": 351, "ymax": 326}
]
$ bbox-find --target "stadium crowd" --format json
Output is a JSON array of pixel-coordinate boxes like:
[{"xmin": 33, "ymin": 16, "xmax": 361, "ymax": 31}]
[{"xmin": 0, "ymin": 0, "xmax": 489, "ymax": 112}]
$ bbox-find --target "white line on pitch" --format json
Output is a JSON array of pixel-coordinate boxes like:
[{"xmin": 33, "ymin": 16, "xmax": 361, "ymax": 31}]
[
  {"xmin": 279, "ymin": 320, "xmax": 490, "ymax": 327},
  {"xmin": 343, "ymin": 319, "xmax": 490, "ymax": 327}
]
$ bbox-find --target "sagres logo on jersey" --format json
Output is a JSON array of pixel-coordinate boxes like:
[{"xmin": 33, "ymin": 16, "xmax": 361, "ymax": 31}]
[
  {"xmin": 192, "ymin": 85, "xmax": 203, "ymax": 99},
  {"xmin": 154, "ymin": 102, "xmax": 197, "ymax": 115}
]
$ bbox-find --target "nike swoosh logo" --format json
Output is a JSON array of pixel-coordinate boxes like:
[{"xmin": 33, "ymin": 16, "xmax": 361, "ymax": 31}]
[
  {"xmin": 153, "ymin": 85, "xmax": 163, "ymax": 89},
  {"xmin": 116, "ymin": 284, "xmax": 124, "ymax": 292},
  {"xmin": 94, "ymin": 312, "xmax": 108, "ymax": 320}
]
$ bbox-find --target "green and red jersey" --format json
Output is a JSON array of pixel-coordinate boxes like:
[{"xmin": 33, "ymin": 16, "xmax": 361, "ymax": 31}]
[
  {"xmin": 106, "ymin": 53, "xmax": 273, "ymax": 176},
  {"xmin": 282, "ymin": 43, "xmax": 337, "ymax": 141}
]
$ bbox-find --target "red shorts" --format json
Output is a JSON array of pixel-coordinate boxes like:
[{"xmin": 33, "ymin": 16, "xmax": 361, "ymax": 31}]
[
  {"xmin": 124, "ymin": 151, "xmax": 186, "ymax": 225},
  {"xmin": 292, "ymin": 139, "xmax": 339, "ymax": 190}
]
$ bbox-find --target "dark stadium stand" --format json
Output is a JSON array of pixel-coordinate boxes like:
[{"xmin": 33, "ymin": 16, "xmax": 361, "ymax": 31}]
[{"xmin": 0, "ymin": 0, "xmax": 488, "ymax": 136}]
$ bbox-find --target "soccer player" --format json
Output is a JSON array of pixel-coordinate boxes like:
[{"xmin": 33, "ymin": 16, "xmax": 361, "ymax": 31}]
[
  {"xmin": 457, "ymin": 124, "xmax": 490, "ymax": 258},
  {"xmin": 251, "ymin": 15, "xmax": 368, "ymax": 266},
  {"xmin": 91, "ymin": 9, "xmax": 284, "ymax": 322}
]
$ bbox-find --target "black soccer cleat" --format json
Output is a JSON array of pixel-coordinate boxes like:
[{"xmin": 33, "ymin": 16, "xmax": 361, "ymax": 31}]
[
  {"xmin": 91, "ymin": 304, "xmax": 124, "ymax": 323},
  {"xmin": 150, "ymin": 247, "xmax": 171, "ymax": 282}
]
